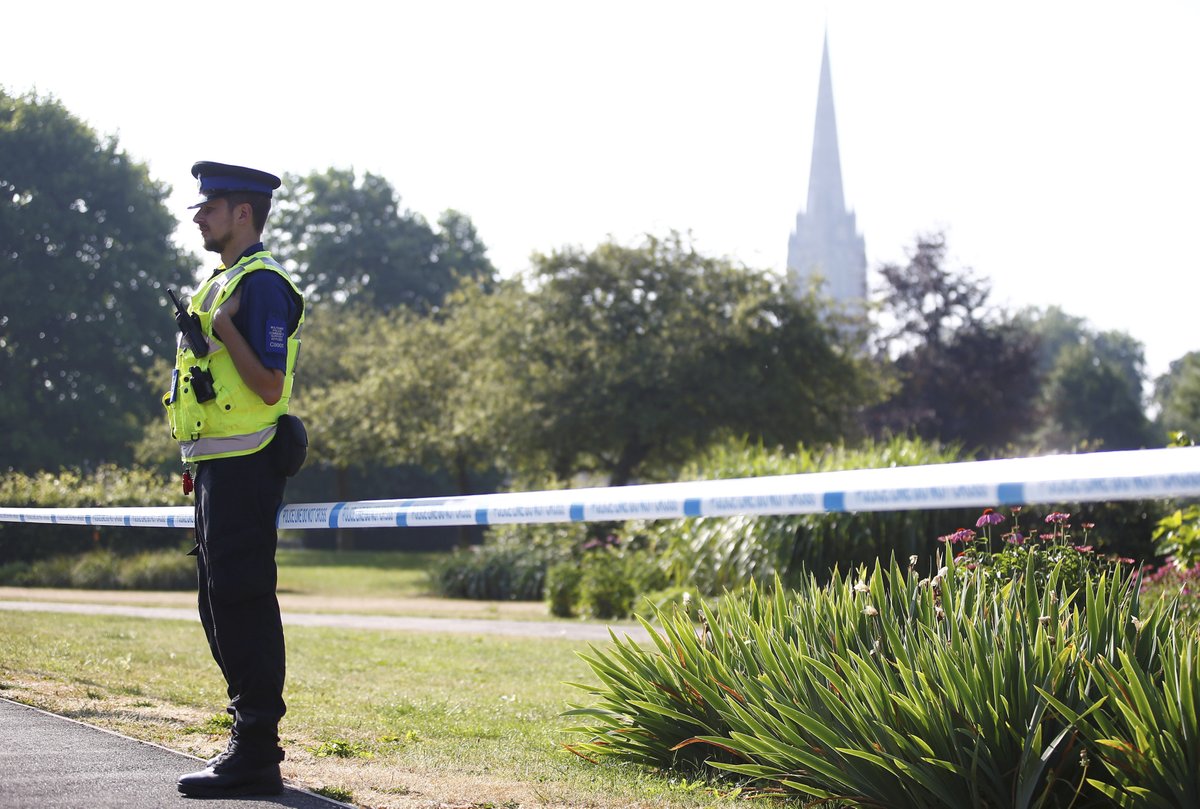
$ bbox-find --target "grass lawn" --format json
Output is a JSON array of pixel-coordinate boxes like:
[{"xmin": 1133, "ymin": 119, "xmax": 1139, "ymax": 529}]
[
  {"xmin": 0, "ymin": 550, "xmax": 753, "ymax": 808},
  {"xmin": 275, "ymin": 549, "xmax": 440, "ymax": 599}
]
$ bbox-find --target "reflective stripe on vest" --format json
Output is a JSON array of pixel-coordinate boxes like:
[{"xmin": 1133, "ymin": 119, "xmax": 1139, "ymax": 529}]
[{"xmin": 179, "ymin": 425, "xmax": 279, "ymax": 462}]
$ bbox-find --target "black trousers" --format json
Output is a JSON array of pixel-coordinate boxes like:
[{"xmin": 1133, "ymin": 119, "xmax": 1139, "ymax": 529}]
[{"xmin": 194, "ymin": 448, "xmax": 287, "ymax": 762}]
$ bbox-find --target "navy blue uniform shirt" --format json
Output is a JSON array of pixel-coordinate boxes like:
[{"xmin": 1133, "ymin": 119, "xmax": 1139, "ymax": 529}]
[{"xmin": 218, "ymin": 243, "xmax": 302, "ymax": 372}]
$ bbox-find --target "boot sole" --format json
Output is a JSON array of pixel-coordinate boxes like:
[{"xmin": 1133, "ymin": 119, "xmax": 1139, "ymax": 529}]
[{"xmin": 177, "ymin": 778, "xmax": 283, "ymax": 798}]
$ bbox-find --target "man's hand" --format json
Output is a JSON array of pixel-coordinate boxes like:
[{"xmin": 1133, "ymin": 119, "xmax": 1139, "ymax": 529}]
[
  {"xmin": 210, "ymin": 290, "xmax": 285, "ymax": 406},
  {"xmin": 212, "ymin": 290, "xmax": 242, "ymax": 330}
]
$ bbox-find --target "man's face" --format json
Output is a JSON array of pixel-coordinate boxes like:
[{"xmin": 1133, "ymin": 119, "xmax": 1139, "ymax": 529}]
[{"xmin": 191, "ymin": 198, "xmax": 235, "ymax": 254}]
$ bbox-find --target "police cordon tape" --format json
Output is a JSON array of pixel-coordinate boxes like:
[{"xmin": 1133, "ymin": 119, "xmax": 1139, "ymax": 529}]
[{"xmin": 2, "ymin": 446, "xmax": 1200, "ymax": 531}]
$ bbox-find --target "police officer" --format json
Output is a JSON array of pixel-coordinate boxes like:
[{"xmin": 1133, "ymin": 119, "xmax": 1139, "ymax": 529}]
[{"xmin": 167, "ymin": 162, "xmax": 304, "ymax": 797}]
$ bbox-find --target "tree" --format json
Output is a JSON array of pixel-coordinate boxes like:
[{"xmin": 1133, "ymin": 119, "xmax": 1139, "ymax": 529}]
[
  {"xmin": 393, "ymin": 281, "xmax": 526, "ymax": 495},
  {"xmin": 433, "ymin": 209, "xmax": 497, "ymax": 293},
  {"xmin": 1025, "ymin": 306, "xmax": 1154, "ymax": 451},
  {"xmin": 299, "ymin": 286, "xmax": 518, "ymax": 497},
  {"xmin": 1154, "ymin": 351, "xmax": 1200, "ymax": 441},
  {"xmin": 1037, "ymin": 340, "xmax": 1153, "ymax": 451},
  {"xmin": 874, "ymin": 233, "xmax": 990, "ymax": 352},
  {"xmin": 266, "ymin": 168, "xmax": 494, "ymax": 310},
  {"xmin": 0, "ymin": 90, "xmax": 195, "ymax": 472},
  {"xmin": 507, "ymin": 233, "xmax": 880, "ymax": 485},
  {"xmin": 869, "ymin": 233, "xmax": 1040, "ymax": 453},
  {"xmin": 295, "ymin": 284, "xmax": 519, "ymax": 549}
]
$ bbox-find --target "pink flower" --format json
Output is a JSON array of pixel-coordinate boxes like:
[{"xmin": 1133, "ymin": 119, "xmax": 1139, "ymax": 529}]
[
  {"xmin": 1073, "ymin": 545, "xmax": 1094, "ymax": 553},
  {"xmin": 1004, "ymin": 532, "xmax": 1026, "ymax": 545},
  {"xmin": 938, "ymin": 528, "xmax": 977, "ymax": 544},
  {"xmin": 953, "ymin": 528, "xmax": 977, "ymax": 544},
  {"xmin": 976, "ymin": 508, "xmax": 1005, "ymax": 528},
  {"xmin": 1045, "ymin": 512, "xmax": 1071, "ymax": 524}
]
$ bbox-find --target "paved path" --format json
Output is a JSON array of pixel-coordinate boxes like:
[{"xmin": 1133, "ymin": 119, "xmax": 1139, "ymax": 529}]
[
  {"xmin": 0, "ymin": 697, "xmax": 347, "ymax": 809},
  {"xmin": 0, "ymin": 599, "xmax": 650, "ymax": 642}
]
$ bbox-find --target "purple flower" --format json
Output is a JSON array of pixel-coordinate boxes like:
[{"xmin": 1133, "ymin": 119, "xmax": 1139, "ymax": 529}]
[
  {"xmin": 976, "ymin": 508, "xmax": 1005, "ymax": 528},
  {"xmin": 1004, "ymin": 532, "xmax": 1026, "ymax": 545},
  {"xmin": 1045, "ymin": 512, "xmax": 1071, "ymax": 524},
  {"xmin": 937, "ymin": 527, "xmax": 976, "ymax": 544}
]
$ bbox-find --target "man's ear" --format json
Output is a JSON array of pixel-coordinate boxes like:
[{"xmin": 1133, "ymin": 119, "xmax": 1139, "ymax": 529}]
[{"xmin": 232, "ymin": 201, "xmax": 253, "ymax": 227}]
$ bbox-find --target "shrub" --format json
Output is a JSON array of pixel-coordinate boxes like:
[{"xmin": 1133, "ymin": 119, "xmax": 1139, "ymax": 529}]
[
  {"xmin": 1153, "ymin": 503, "xmax": 1200, "ymax": 569},
  {"xmin": 545, "ymin": 562, "xmax": 583, "ymax": 617},
  {"xmin": 1151, "ymin": 433, "xmax": 1200, "ymax": 568},
  {"xmin": 0, "ymin": 465, "xmax": 184, "ymax": 562},
  {"xmin": 567, "ymin": 549, "xmax": 1191, "ymax": 807},
  {"xmin": 577, "ymin": 551, "xmax": 638, "ymax": 620},
  {"xmin": 0, "ymin": 548, "xmax": 194, "ymax": 590},
  {"xmin": 69, "ymin": 549, "xmax": 121, "ymax": 588},
  {"xmin": 550, "ymin": 537, "xmax": 669, "ymax": 620},
  {"xmin": 429, "ymin": 543, "xmax": 555, "ymax": 601},
  {"xmin": 117, "ymin": 550, "xmax": 195, "ymax": 590}
]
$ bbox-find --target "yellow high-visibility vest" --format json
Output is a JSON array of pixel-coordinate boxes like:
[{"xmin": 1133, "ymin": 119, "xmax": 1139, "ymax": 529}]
[{"xmin": 163, "ymin": 251, "xmax": 304, "ymax": 463}]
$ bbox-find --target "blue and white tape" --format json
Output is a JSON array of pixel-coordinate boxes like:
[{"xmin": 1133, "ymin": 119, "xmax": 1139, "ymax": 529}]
[{"xmin": 2, "ymin": 446, "xmax": 1199, "ymax": 531}]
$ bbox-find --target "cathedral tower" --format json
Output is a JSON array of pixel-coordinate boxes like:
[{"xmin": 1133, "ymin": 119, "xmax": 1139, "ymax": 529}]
[{"xmin": 787, "ymin": 32, "xmax": 866, "ymax": 305}]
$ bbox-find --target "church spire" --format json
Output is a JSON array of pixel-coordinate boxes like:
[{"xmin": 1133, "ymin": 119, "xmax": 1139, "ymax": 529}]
[
  {"xmin": 787, "ymin": 30, "xmax": 866, "ymax": 306},
  {"xmin": 807, "ymin": 31, "xmax": 847, "ymax": 219}
]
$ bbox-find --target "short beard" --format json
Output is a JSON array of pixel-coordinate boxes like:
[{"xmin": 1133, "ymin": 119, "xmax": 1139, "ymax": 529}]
[{"xmin": 202, "ymin": 233, "xmax": 228, "ymax": 254}]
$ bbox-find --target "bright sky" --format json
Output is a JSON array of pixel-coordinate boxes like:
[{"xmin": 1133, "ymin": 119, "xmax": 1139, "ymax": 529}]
[{"xmin": 4, "ymin": 0, "xmax": 1198, "ymax": 379}]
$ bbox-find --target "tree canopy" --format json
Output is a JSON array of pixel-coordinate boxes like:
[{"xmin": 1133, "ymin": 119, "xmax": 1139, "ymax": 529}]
[
  {"xmin": 266, "ymin": 168, "xmax": 494, "ymax": 311},
  {"xmin": 295, "ymin": 233, "xmax": 881, "ymax": 490},
  {"xmin": 1036, "ymin": 339, "xmax": 1153, "ymax": 451},
  {"xmin": 1155, "ymin": 351, "xmax": 1200, "ymax": 441},
  {"xmin": 869, "ymin": 233, "xmax": 1040, "ymax": 453},
  {"xmin": 1025, "ymin": 306, "xmax": 1153, "ymax": 451},
  {"xmin": 507, "ymin": 233, "xmax": 880, "ymax": 484},
  {"xmin": 0, "ymin": 89, "xmax": 194, "ymax": 472}
]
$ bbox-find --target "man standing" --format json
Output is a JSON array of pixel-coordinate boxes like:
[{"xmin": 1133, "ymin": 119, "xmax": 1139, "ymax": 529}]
[{"xmin": 166, "ymin": 162, "xmax": 304, "ymax": 797}]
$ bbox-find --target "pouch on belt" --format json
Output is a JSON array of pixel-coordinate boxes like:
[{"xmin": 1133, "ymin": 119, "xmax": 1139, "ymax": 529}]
[{"xmin": 271, "ymin": 414, "xmax": 308, "ymax": 477}]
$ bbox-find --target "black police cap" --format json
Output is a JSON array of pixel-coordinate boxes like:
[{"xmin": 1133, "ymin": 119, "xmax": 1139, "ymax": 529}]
[{"xmin": 189, "ymin": 161, "xmax": 282, "ymax": 209}]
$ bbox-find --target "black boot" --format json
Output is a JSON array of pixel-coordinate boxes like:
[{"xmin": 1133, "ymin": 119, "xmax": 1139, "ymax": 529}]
[{"xmin": 177, "ymin": 749, "xmax": 283, "ymax": 797}]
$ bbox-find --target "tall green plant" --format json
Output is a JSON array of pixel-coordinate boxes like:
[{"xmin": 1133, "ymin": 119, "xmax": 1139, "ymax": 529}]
[
  {"xmin": 569, "ymin": 554, "xmax": 1183, "ymax": 807},
  {"xmin": 1042, "ymin": 625, "xmax": 1200, "ymax": 807}
]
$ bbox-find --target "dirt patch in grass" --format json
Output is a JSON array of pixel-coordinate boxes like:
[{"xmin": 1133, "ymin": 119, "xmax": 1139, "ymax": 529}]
[{"xmin": 293, "ymin": 756, "xmax": 588, "ymax": 809}]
